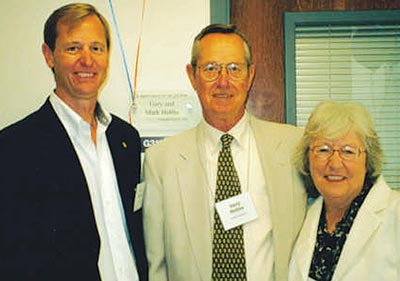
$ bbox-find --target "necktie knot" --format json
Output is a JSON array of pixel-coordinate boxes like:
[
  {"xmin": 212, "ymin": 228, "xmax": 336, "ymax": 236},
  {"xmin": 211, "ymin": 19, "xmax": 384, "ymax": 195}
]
[{"xmin": 221, "ymin": 133, "xmax": 234, "ymax": 148}]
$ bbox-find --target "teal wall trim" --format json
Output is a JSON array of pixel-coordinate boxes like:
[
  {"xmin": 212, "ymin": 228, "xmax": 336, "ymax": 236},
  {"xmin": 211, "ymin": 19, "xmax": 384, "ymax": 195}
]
[
  {"xmin": 210, "ymin": 0, "xmax": 230, "ymax": 24},
  {"xmin": 284, "ymin": 12, "xmax": 297, "ymax": 126}
]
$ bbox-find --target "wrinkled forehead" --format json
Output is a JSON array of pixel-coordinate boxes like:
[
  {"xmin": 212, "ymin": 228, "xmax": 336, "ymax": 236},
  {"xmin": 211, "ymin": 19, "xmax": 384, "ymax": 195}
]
[{"xmin": 197, "ymin": 33, "xmax": 247, "ymax": 63}]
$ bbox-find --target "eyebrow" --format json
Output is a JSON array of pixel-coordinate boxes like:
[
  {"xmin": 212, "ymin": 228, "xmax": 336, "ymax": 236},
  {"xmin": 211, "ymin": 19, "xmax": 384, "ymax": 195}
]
[{"xmin": 313, "ymin": 142, "xmax": 360, "ymax": 147}]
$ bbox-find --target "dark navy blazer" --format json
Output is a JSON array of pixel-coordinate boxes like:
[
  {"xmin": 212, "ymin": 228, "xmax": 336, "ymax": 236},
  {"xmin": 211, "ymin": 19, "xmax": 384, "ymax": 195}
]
[{"xmin": 0, "ymin": 99, "xmax": 148, "ymax": 280}]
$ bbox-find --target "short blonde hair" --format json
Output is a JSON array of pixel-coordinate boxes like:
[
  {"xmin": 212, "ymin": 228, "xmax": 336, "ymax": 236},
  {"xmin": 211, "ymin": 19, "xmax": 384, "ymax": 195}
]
[
  {"xmin": 293, "ymin": 100, "xmax": 383, "ymax": 197},
  {"xmin": 44, "ymin": 3, "xmax": 111, "ymax": 51}
]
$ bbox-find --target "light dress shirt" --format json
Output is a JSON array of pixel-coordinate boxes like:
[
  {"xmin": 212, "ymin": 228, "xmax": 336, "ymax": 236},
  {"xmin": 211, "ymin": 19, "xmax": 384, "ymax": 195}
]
[
  {"xmin": 50, "ymin": 93, "xmax": 139, "ymax": 281},
  {"xmin": 198, "ymin": 111, "xmax": 275, "ymax": 281}
]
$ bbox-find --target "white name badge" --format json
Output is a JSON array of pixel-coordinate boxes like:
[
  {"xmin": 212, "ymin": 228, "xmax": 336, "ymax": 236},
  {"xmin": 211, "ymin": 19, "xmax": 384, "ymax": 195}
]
[
  {"xmin": 133, "ymin": 182, "xmax": 145, "ymax": 212},
  {"xmin": 215, "ymin": 192, "xmax": 258, "ymax": 231}
]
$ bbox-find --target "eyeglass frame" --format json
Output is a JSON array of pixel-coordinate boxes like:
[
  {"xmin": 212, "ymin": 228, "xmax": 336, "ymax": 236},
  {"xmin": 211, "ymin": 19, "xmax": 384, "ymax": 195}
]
[
  {"xmin": 193, "ymin": 61, "xmax": 250, "ymax": 82},
  {"xmin": 309, "ymin": 144, "xmax": 366, "ymax": 161}
]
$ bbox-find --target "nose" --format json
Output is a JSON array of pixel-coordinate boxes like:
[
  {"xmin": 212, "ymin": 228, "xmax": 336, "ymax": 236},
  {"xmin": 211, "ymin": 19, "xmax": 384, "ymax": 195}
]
[
  {"xmin": 328, "ymin": 151, "xmax": 344, "ymax": 168},
  {"xmin": 216, "ymin": 67, "xmax": 229, "ymax": 88},
  {"xmin": 80, "ymin": 47, "xmax": 93, "ymax": 66}
]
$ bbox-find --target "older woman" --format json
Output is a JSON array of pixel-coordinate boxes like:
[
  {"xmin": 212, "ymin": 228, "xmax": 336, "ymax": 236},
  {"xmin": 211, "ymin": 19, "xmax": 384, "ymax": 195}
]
[{"xmin": 289, "ymin": 100, "xmax": 400, "ymax": 281}]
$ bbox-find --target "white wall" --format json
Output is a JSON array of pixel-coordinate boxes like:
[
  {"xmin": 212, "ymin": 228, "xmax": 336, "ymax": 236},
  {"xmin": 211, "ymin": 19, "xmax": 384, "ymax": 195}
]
[{"xmin": 0, "ymin": 0, "xmax": 209, "ymax": 131}]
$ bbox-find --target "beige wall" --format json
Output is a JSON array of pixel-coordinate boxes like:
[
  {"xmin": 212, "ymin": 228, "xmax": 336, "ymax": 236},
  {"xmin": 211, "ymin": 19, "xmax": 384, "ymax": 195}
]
[{"xmin": 0, "ymin": 0, "xmax": 209, "ymax": 129}]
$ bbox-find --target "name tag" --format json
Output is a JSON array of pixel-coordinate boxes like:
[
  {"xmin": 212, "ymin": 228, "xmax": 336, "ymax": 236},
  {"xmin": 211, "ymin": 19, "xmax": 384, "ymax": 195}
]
[
  {"xmin": 215, "ymin": 192, "xmax": 258, "ymax": 231},
  {"xmin": 133, "ymin": 182, "xmax": 145, "ymax": 212}
]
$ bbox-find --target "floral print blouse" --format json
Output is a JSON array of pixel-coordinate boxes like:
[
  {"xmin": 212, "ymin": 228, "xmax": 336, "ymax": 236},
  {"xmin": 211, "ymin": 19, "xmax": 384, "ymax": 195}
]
[{"xmin": 308, "ymin": 182, "xmax": 373, "ymax": 281}]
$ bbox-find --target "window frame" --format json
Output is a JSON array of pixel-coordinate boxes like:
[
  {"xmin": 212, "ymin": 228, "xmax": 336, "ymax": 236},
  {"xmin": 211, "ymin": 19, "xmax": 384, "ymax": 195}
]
[{"xmin": 284, "ymin": 10, "xmax": 400, "ymax": 125}]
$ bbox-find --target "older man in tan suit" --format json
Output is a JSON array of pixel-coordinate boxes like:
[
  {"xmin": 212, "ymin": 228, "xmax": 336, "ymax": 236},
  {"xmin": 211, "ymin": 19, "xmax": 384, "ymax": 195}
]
[{"xmin": 142, "ymin": 24, "xmax": 307, "ymax": 281}]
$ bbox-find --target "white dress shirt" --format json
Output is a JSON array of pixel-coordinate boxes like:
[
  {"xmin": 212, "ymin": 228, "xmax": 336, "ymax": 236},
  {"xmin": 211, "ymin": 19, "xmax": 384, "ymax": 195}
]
[
  {"xmin": 50, "ymin": 93, "xmax": 139, "ymax": 281},
  {"xmin": 198, "ymin": 111, "xmax": 275, "ymax": 281}
]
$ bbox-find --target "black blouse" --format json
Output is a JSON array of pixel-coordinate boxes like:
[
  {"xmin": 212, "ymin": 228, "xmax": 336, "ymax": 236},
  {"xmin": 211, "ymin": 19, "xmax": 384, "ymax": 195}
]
[{"xmin": 308, "ymin": 182, "xmax": 372, "ymax": 281}]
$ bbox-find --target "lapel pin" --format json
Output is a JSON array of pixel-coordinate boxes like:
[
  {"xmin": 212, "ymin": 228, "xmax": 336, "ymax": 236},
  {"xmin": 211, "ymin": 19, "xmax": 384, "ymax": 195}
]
[{"xmin": 122, "ymin": 141, "xmax": 128, "ymax": 148}]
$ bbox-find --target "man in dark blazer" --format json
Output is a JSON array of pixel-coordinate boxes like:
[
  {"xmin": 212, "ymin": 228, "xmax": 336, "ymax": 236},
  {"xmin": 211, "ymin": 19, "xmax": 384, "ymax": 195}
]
[{"xmin": 0, "ymin": 3, "xmax": 147, "ymax": 280}]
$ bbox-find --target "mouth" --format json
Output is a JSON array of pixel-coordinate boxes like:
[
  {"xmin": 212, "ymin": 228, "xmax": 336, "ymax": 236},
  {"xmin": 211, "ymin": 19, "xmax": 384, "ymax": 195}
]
[
  {"xmin": 75, "ymin": 72, "xmax": 95, "ymax": 78},
  {"xmin": 325, "ymin": 175, "xmax": 346, "ymax": 181},
  {"xmin": 213, "ymin": 93, "xmax": 233, "ymax": 98}
]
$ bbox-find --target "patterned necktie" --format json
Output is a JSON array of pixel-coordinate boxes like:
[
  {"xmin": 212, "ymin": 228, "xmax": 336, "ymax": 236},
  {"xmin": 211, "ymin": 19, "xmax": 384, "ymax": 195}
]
[{"xmin": 212, "ymin": 134, "xmax": 247, "ymax": 280}]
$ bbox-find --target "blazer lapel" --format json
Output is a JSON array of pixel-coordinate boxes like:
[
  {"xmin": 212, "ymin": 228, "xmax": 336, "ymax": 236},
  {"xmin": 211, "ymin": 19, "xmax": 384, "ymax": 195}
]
[
  {"xmin": 249, "ymin": 115, "xmax": 306, "ymax": 280},
  {"xmin": 294, "ymin": 198, "xmax": 323, "ymax": 280},
  {"xmin": 250, "ymin": 116, "xmax": 298, "ymax": 272},
  {"xmin": 105, "ymin": 117, "xmax": 142, "ymax": 246},
  {"xmin": 177, "ymin": 127, "xmax": 212, "ymax": 281},
  {"xmin": 106, "ymin": 122, "xmax": 135, "ymax": 210},
  {"xmin": 38, "ymin": 99, "xmax": 92, "ymax": 197},
  {"xmin": 250, "ymin": 116, "xmax": 292, "ymax": 219},
  {"xmin": 333, "ymin": 177, "xmax": 388, "ymax": 280}
]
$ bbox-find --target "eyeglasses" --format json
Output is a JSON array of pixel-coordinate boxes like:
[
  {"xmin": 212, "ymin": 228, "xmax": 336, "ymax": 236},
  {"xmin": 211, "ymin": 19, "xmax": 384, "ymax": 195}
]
[
  {"xmin": 309, "ymin": 144, "xmax": 366, "ymax": 161},
  {"xmin": 195, "ymin": 62, "xmax": 249, "ymax": 81}
]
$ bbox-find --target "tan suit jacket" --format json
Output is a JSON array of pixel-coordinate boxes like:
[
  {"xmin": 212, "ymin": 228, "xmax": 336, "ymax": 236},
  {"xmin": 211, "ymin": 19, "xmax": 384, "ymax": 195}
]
[{"xmin": 143, "ymin": 115, "xmax": 307, "ymax": 281}]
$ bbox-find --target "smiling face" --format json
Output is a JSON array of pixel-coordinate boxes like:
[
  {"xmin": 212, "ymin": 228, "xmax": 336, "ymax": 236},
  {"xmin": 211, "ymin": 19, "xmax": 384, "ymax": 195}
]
[
  {"xmin": 42, "ymin": 14, "xmax": 109, "ymax": 106},
  {"xmin": 186, "ymin": 33, "xmax": 255, "ymax": 131},
  {"xmin": 309, "ymin": 130, "xmax": 367, "ymax": 209}
]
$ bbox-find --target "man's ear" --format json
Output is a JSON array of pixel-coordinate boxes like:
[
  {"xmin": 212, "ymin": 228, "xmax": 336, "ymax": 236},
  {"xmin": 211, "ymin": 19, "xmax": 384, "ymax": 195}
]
[
  {"xmin": 42, "ymin": 43, "xmax": 54, "ymax": 69},
  {"xmin": 246, "ymin": 63, "xmax": 256, "ymax": 91},
  {"xmin": 186, "ymin": 63, "xmax": 197, "ymax": 90}
]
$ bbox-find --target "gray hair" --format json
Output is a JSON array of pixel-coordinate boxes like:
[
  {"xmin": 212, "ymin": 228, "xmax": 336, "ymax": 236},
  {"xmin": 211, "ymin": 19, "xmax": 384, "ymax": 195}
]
[{"xmin": 190, "ymin": 24, "xmax": 252, "ymax": 67}]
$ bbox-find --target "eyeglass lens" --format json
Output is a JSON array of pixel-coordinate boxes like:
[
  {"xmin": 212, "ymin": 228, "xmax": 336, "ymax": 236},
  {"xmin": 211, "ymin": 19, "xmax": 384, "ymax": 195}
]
[
  {"xmin": 198, "ymin": 62, "xmax": 248, "ymax": 81},
  {"xmin": 312, "ymin": 145, "xmax": 362, "ymax": 160}
]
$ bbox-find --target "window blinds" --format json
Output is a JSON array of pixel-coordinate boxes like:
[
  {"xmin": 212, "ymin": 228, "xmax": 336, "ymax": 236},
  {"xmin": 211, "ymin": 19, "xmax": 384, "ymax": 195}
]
[{"xmin": 295, "ymin": 24, "xmax": 400, "ymax": 189}]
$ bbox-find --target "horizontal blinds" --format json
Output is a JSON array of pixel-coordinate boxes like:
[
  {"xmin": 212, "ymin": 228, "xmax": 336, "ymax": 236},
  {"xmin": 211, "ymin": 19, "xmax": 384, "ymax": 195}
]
[{"xmin": 295, "ymin": 24, "xmax": 400, "ymax": 189}]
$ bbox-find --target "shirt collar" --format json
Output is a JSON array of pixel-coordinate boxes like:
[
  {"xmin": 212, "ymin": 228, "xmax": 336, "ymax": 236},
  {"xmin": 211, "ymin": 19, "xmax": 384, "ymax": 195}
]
[
  {"xmin": 49, "ymin": 92, "xmax": 112, "ymax": 137},
  {"xmin": 200, "ymin": 111, "xmax": 250, "ymax": 154}
]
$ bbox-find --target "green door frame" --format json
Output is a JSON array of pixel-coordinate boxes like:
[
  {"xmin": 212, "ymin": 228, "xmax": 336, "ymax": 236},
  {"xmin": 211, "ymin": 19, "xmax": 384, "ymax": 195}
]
[{"xmin": 210, "ymin": 0, "xmax": 230, "ymax": 24}]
